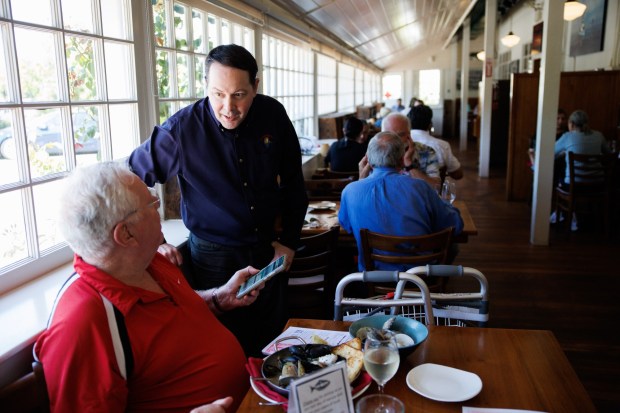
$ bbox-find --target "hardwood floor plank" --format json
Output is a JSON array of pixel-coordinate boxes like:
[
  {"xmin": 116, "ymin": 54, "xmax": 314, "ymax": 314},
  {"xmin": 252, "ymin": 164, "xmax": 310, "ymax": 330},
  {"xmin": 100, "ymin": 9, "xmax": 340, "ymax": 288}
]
[{"xmin": 447, "ymin": 140, "xmax": 620, "ymax": 413}]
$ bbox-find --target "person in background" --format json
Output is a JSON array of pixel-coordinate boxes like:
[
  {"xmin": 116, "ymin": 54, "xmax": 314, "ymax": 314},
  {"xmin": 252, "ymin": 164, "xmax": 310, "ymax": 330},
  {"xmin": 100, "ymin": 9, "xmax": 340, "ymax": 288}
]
[
  {"xmin": 552, "ymin": 110, "xmax": 610, "ymax": 230},
  {"xmin": 528, "ymin": 108, "xmax": 568, "ymax": 179},
  {"xmin": 324, "ymin": 117, "xmax": 367, "ymax": 172},
  {"xmin": 391, "ymin": 98, "xmax": 405, "ymax": 112},
  {"xmin": 339, "ymin": 132, "xmax": 463, "ymax": 271},
  {"xmin": 128, "ymin": 44, "xmax": 308, "ymax": 357},
  {"xmin": 554, "ymin": 109, "xmax": 610, "ymax": 186},
  {"xmin": 408, "ymin": 105, "xmax": 463, "ymax": 180},
  {"xmin": 402, "ymin": 97, "xmax": 424, "ymax": 116},
  {"xmin": 35, "ymin": 162, "xmax": 261, "ymax": 413},
  {"xmin": 359, "ymin": 113, "xmax": 441, "ymax": 187},
  {"xmin": 374, "ymin": 102, "xmax": 392, "ymax": 129}
]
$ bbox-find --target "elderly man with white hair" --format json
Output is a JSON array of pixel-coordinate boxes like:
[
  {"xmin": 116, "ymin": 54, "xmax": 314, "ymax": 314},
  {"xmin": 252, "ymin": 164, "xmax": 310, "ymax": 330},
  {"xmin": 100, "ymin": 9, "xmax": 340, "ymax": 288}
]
[{"xmin": 35, "ymin": 162, "xmax": 261, "ymax": 413}]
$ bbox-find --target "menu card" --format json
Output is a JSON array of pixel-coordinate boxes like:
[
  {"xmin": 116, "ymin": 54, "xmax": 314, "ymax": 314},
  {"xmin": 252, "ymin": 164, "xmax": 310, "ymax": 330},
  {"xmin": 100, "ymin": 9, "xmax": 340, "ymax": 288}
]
[
  {"xmin": 262, "ymin": 327, "xmax": 352, "ymax": 355},
  {"xmin": 287, "ymin": 361, "xmax": 354, "ymax": 413}
]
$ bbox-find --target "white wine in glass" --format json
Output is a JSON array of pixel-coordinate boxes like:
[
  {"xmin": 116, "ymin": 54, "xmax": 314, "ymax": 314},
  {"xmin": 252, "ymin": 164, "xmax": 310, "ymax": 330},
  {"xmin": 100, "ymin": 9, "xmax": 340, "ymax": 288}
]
[{"xmin": 363, "ymin": 329, "xmax": 400, "ymax": 393}]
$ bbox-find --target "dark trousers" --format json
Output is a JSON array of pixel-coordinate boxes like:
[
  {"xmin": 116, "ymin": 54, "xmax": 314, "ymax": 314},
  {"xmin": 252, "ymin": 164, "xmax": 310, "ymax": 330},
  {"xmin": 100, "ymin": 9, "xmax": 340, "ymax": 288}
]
[{"xmin": 188, "ymin": 233, "xmax": 286, "ymax": 357}]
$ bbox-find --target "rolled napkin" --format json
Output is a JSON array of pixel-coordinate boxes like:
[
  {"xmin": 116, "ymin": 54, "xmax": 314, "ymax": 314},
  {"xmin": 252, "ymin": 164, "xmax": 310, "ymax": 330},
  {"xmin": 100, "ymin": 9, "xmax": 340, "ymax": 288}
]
[{"xmin": 246, "ymin": 357, "xmax": 373, "ymax": 411}]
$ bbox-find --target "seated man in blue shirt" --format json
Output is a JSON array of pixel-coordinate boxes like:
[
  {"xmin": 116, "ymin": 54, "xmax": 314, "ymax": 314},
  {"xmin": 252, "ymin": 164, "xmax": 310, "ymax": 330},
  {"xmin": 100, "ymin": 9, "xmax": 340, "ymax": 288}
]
[{"xmin": 339, "ymin": 131, "xmax": 463, "ymax": 271}]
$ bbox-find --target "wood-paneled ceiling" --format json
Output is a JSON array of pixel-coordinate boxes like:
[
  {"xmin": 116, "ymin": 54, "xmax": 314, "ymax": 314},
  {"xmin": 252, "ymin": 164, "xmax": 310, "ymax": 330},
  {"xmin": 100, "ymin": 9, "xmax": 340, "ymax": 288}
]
[{"xmin": 249, "ymin": 0, "xmax": 481, "ymax": 70}]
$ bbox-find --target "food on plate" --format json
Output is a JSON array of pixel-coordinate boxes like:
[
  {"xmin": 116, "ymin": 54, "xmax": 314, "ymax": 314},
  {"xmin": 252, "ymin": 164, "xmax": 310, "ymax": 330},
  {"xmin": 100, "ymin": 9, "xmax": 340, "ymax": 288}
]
[
  {"xmin": 311, "ymin": 335, "xmax": 328, "ymax": 345},
  {"xmin": 332, "ymin": 339, "xmax": 364, "ymax": 382},
  {"xmin": 264, "ymin": 340, "xmax": 364, "ymax": 389}
]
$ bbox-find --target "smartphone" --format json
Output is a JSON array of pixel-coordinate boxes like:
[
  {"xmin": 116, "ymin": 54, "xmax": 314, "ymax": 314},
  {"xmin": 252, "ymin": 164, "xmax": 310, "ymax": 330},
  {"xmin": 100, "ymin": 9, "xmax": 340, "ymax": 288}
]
[{"xmin": 236, "ymin": 255, "xmax": 286, "ymax": 298}]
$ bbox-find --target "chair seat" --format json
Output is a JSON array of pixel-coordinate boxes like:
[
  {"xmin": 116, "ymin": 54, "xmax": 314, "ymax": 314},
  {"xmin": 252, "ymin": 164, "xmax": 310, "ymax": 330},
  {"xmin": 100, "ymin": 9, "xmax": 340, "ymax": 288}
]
[{"xmin": 288, "ymin": 274, "xmax": 324, "ymax": 286}]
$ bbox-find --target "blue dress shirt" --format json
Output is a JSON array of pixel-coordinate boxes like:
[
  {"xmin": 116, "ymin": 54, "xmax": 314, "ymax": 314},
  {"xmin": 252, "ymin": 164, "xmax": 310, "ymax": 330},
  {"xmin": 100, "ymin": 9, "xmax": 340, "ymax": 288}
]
[{"xmin": 338, "ymin": 167, "xmax": 463, "ymax": 270}]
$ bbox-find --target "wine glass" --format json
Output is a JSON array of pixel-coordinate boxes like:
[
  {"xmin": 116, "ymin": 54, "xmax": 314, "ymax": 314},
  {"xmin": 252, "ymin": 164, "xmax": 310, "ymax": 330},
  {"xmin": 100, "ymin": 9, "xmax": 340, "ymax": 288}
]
[
  {"xmin": 441, "ymin": 180, "xmax": 456, "ymax": 205},
  {"xmin": 363, "ymin": 329, "xmax": 400, "ymax": 394},
  {"xmin": 364, "ymin": 329, "xmax": 400, "ymax": 413}
]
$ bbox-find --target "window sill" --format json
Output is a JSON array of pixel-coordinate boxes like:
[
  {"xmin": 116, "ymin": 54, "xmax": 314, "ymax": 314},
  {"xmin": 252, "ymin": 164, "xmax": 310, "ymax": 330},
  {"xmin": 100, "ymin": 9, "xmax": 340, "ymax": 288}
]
[{"xmin": 0, "ymin": 219, "xmax": 189, "ymax": 361}]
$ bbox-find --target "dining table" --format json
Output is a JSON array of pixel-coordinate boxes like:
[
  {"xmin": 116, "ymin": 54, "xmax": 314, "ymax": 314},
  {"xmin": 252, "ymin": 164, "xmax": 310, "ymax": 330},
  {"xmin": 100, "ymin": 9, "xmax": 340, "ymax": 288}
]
[
  {"xmin": 238, "ymin": 318, "xmax": 596, "ymax": 413},
  {"xmin": 303, "ymin": 200, "xmax": 478, "ymax": 243}
]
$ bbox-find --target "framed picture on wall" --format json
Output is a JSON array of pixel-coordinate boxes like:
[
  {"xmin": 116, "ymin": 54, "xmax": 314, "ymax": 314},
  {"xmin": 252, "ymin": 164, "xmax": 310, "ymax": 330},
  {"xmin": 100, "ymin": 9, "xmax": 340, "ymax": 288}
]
[
  {"xmin": 456, "ymin": 70, "xmax": 483, "ymax": 90},
  {"xmin": 569, "ymin": 0, "xmax": 607, "ymax": 57},
  {"xmin": 531, "ymin": 22, "xmax": 543, "ymax": 55}
]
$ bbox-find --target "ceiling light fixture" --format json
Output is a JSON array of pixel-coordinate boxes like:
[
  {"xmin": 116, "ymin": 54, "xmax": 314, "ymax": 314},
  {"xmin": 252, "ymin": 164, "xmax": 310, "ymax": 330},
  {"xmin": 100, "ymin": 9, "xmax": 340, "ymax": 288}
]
[
  {"xmin": 476, "ymin": 51, "xmax": 486, "ymax": 61},
  {"xmin": 501, "ymin": 31, "xmax": 521, "ymax": 48},
  {"xmin": 564, "ymin": 0, "xmax": 587, "ymax": 21}
]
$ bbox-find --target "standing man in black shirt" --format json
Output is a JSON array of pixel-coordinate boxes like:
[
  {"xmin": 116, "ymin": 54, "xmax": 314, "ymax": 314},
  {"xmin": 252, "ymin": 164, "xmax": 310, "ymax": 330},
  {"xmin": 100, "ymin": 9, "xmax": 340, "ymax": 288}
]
[{"xmin": 129, "ymin": 44, "xmax": 308, "ymax": 356}]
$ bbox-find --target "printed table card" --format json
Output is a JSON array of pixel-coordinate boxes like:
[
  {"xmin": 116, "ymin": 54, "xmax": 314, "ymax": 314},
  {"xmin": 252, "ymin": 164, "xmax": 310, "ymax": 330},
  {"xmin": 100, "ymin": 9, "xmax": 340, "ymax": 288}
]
[{"xmin": 287, "ymin": 361, "xmax": 354, "ymax": 413}]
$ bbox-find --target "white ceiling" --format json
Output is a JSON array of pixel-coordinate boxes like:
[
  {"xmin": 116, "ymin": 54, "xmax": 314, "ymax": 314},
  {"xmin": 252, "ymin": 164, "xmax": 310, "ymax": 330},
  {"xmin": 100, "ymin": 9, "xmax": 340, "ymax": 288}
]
[{"xmin": 249, "ymin": 0, "xmax": 480, "ymax": 70}]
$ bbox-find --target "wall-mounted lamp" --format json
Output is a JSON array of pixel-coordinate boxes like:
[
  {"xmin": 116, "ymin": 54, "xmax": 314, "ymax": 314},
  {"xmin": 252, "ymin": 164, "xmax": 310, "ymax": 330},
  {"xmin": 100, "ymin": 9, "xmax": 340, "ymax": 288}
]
[
  {"xmin": 564, "ymin": 1, "xmax": 587, "ymax": 21},
  {"xmin": 501, "ymin": 31, "xmax": 521, "ymax": 48},
  {"xmin": 476, "ymin": 51, "xmax": 486, "ymax": 61}
]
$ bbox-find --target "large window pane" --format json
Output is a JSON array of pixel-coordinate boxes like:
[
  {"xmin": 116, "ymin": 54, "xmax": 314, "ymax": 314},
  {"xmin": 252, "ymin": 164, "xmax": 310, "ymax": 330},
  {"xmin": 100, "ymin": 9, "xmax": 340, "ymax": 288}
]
[
  {"xmin": 177, "ymin": 53, "xmax": 190, "ymax": 98},
  {"xmin": 12, "ymin": 0, "xmax": 54, "ymax": 27},
  {"xmin": 0, "ymin": 24, "xmax": 12, "ymax": 103},
  {"xmin": 102, "ymin": 0, "xmax": 132, "ymax": 40},
  {"xmin": 33, "ymin": 181, "xmax": 63, "ymax": 252},
  {"xmin": 174, "ymin": 3, "xmax": 188, "ymax": 50},
  {"xmin": 192, "ymin": 10, "xmax": 205, "ymax": 53},
  {"xmin": 0, "ymin": 109, "xmax": 18, "ymax": 183},
  {"xmin": 419, "ymin": 69, "xmax": 440, "ymax": 106},
  {"xmin": 0, "ymin": 190, "xmax": 29, "ymax": 267},
  {"xmin": 152, "ymin": 0, "xmax": 169, "ymax": 47},
  {"xmin": 65, "ymin": 35, "xmax": 98, "ymax": 101},
  {"xmin": 61, "ymin": 0, "xmax": 95, "ymax": 33},
  {"xmin": 194, "ymin": 57, "xmax": 205, "ymax": 97},
  {"xmin": 105, "ymin": 41, "xmax": 135, "ymax": 100},
  {"xmin": 156, "ymin": 50, "xmax": 172, "ymax": 98},
  {"xmin": 72, "ymin": 106, "xmax": 101, "ymax": 167},
  {"xmin": 15, "ymin": 28, "xmax": 62, "ymax": 102},
  {"xmin": 25, "ymin": 108, "xmax": 67, "ymax": 178},
  {"xmin": 110, "ymin": 103, "xmax": 138, "ymax": 160}
]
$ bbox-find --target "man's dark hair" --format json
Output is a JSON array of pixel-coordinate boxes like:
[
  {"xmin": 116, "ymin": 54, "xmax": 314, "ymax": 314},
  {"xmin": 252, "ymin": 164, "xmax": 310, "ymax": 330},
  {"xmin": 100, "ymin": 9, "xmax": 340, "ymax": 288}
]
[
  {"xmin": 344, "ymin": 117, "xmax": 364, "ymax": 140},
  {"xmin": 408, "ymin": 105, "xmax": 433, "ymax": 130},
  {"xmin": 205, "ymin": 44, "xmax": 258, "ymax": 85}
]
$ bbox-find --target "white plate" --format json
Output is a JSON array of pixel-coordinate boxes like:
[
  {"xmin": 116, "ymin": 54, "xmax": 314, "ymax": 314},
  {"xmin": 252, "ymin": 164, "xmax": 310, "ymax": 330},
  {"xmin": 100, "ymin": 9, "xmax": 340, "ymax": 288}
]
[
  {"xmin": 308, "ymin": 201, "xmax": 336, "ymax": 210},
  {"xmin": 406, "ymin": 363, "xmax": 482, "ymax": 402},
  {"xmin": 250, "ymin": 376, "xmax": 371, "ymax": 404}
]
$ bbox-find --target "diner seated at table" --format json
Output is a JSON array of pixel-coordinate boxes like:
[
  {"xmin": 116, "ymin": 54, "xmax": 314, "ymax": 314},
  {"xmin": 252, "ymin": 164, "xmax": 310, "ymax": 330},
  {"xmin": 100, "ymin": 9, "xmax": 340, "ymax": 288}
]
[
  {"xmin": 339, "ymin": 131, "xmax": 463, "ymax": 271},
  {"xmin": 408, "ymin": 104, "xmax": 463, "ymax": 180},
  {"xmin": 359, "ymin": 112, "xmax": 441, "ymax": 187},
  {"xmin": 34, "ymin": 162, "xmax": 262, "ymax": 413},
  {"xmin": 324, "ymin": 117, "xmax": 368, "ymax": 172}
]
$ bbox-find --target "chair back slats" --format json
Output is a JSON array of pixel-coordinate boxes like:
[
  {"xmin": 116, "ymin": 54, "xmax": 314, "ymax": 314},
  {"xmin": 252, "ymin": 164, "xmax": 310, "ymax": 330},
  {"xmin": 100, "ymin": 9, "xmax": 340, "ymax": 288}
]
[
  {"xmin": 312, "ymin": 169, "xmax": 359, "ymax": 181},
  {"xmin": 556, "ymin": 152, "xmax": 616, "ymax": 235},
  {"xmin": 304, "ymin": 177, "xmax": 353, "ymax": 200},
  {"xmin": 360, "ymin": 227, "xmax": 454, "ymax": 270},
  {"xmin": 285, "ymin": 226, "xmax": 340, "ymax": 318}
]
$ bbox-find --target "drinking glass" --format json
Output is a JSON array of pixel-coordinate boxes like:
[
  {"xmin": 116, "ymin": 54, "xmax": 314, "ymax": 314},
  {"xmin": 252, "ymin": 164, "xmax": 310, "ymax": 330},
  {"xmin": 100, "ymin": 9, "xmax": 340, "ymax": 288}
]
[
  {"xmin": 441, "ymin": 180, "xmax": 456, "ymax": 205},
  {"xmin": 355, "ymin": 394, "xmax": 404, "ymax": 413},
  {"xmin": 363, "ymin": 329, "xmax": 400, "ymax": 394}
]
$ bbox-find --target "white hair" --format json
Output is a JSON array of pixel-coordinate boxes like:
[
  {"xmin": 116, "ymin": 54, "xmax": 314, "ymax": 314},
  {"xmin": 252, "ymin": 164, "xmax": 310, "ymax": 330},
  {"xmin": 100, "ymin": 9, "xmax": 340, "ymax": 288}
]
[{"xmin": 58, "ymin": 162, "xmax": 140, "ymax": 260}]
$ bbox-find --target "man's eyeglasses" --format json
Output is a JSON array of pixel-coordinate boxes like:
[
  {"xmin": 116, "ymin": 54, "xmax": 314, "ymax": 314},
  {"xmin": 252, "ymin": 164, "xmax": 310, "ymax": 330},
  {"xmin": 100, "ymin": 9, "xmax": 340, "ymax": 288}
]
[{"xmin": 122, "ymin": 187, "xmax": 161, "ymax": 220}]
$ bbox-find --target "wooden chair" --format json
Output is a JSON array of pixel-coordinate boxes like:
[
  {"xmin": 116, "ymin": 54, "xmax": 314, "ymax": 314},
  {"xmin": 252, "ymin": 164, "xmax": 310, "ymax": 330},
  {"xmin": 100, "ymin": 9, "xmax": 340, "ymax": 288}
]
[
  {"xmin": 312, "ymin": 169, "xmax": 359, "ymax": 181},
  {"xmin": 0, "ymin": 361, "xmax": 50, "ymax": 413},
  {"xmin": 304, "ymin": 177, "xmax": 353, "ymax": 200},
  {"xmin": 359, "ymin": 227, "xmax": 454, "ymax": 293},
  {"xmin": 285, "ymin": 226, "xmax": 340, "ymax": 319},
  {"xmin": 555, "ymin": 152, "xmax": 616, "ymax": 235}
]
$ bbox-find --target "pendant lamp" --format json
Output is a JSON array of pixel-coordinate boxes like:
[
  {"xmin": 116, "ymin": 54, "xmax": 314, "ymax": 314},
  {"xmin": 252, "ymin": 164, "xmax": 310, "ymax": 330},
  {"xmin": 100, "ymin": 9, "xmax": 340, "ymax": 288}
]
[
  {"xmin": 501, "ymin": 31, "xmax": 520, "ymax": 48},
  {"xmin": 564, "ymin": 1, "xmax": 587, "ymax": 21}
]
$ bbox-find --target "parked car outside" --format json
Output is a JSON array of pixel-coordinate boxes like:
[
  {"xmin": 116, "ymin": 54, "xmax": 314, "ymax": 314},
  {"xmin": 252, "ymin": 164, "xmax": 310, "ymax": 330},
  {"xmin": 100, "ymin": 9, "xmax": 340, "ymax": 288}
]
[{"xmin": 0, "ymin": 111, "xmax": 100, "ymax": 159}]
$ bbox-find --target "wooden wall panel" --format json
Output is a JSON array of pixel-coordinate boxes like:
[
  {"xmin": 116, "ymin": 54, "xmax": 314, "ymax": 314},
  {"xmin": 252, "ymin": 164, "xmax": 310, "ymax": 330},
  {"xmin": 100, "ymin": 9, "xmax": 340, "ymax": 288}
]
[{"xmin": 506, "ymin": 70, "xmax": 620, "ymax": 201}]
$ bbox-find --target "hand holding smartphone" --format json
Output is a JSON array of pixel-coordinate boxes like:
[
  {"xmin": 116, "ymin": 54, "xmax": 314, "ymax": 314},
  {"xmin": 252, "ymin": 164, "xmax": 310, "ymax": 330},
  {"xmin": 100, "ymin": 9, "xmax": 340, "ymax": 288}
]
[{"xmin": 236, "ymin": 255, "xmax": 286, "ymax": 298}]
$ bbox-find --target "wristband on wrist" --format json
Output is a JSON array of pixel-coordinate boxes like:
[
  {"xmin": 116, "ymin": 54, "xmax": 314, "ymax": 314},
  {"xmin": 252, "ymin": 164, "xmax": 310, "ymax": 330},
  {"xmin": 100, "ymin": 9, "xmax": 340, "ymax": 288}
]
[
  {"xmin": 404, "ymin": 164, "xmax": 417, "ymax": 171},
  {"xmin": 211, "ymin": 287, "xmax": 225, "ymax": 313}
]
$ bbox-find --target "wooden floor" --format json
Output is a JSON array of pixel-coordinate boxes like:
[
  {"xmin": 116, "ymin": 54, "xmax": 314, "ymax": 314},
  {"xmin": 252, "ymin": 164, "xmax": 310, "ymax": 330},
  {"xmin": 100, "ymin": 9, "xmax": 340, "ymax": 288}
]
[{"xmin": 448, "ymin": 141, "xmax": 620, "ymax": 412}]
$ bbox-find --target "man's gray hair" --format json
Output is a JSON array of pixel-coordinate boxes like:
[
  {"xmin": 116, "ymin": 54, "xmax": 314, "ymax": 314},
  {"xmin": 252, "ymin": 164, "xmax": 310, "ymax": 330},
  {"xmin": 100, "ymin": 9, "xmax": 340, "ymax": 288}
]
[
  {"xmin": 569, "ymin": 109, "xmax": 590, "ymax": 132},
  {"xmin": 367, "ymin": 131, "xmax": 405, "ymax": 168},
  {"xmin": 58, "ymin": 162, "xmax": 140, "ymax": 260}
]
